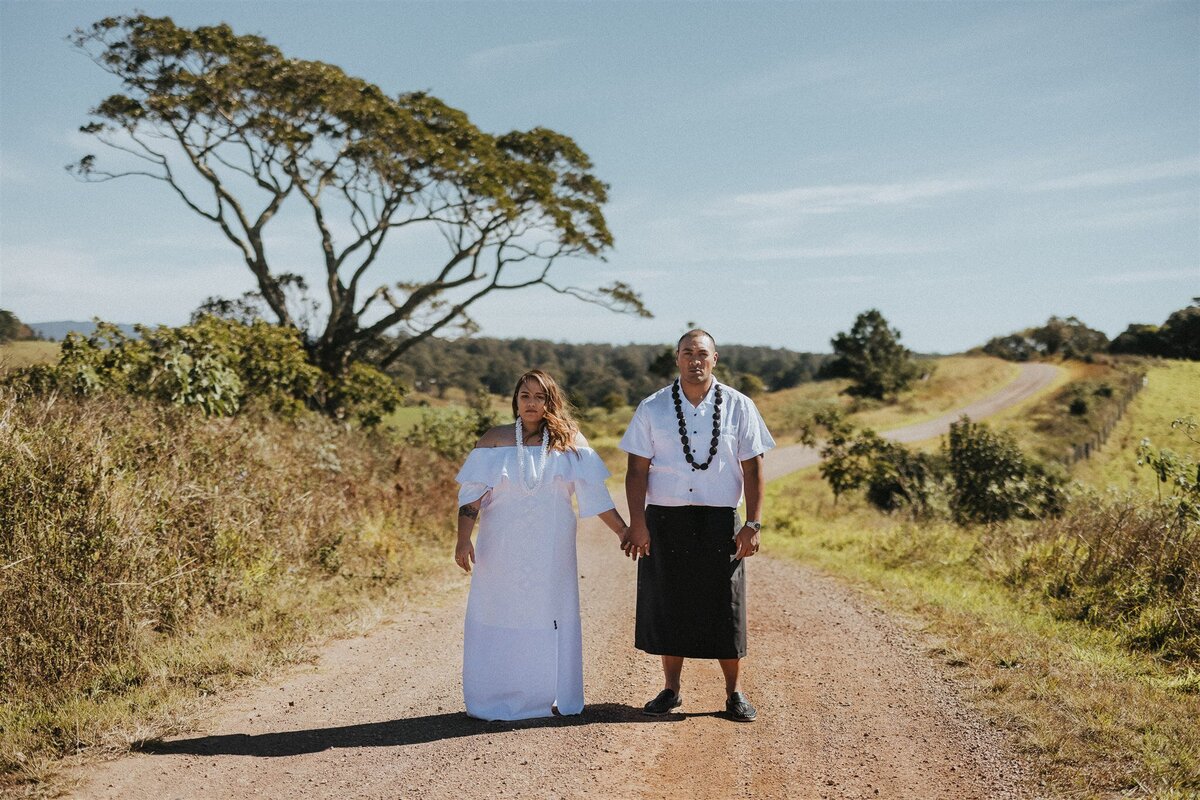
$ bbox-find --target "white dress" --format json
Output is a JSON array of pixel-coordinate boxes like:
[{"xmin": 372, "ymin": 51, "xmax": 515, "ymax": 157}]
[{"xmin": 455, "ymin": 444, "xmax": 615, "ymax": 721}]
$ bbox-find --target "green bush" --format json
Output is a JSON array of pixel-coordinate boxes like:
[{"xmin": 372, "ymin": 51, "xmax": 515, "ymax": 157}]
[
  {"xmin": 1, "ymin": 317, "xmax": 403, "ymax": 426},
  {"xmin": 405, "ymin": 393, "xmax": 501, "ymax": 460},
  {"xmin": 945, "ymin": 417, "xmax": 1065, "ymax": 524},
  {"xmin": 800, "ymin": 409, "xmax": 943, "ymax": 516},
  {"xmin": 861, "ymin": 437, "xmax": 945, "ymax": 517}
]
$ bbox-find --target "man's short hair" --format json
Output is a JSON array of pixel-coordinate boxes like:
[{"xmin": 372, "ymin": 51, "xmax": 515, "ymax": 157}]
[{"xmin": 676, "ymin": 329, "xmax": 717, "ymax": 352}]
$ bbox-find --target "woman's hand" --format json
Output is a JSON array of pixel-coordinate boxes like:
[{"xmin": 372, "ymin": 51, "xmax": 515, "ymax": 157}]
[
  {"xmin": 615, "ymin": 524, "xmax": 630, "ymax": 547},
  {"xmin": 454, "ymin": 538, "xmax": 475, "ymax": 573}
]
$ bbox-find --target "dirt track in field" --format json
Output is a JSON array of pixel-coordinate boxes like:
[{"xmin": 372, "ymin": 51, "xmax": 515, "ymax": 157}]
[{"xmin": 66, "ymin": 364, "xmax": 1060, "ymax": 800}]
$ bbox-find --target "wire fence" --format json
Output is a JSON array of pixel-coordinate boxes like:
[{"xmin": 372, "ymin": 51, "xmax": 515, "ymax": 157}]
[{"xmin": 1063, "ymin": 372, "xmax": 1147, "ymax": 466}]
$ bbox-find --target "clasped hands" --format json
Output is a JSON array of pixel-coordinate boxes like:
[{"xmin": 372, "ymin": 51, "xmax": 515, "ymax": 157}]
[
  {"xmin": 619, "ymin": 523, "xmax": 649, "ymax": 560},
  {"xmin": 617, "ymin": 523, "xmax": 760, "ymax": 560}
]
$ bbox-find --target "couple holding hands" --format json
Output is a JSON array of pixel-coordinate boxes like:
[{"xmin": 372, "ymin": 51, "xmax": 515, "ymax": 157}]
[{"xmin": 453, "ymin": 329, "xmax": 775, "ymax": 723}]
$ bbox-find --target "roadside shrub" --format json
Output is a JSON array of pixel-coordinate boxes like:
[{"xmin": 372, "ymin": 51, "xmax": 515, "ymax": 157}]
[
  {"xmin": 323, "ymin": 361, "xmax": 404, "ymax": 426},
  {"xmin": 1136, "ymin": 416, "xmax": 1200, "ymax": 514},
  {"xmin": 0, "ymin": 317, "xmax": 402, "ymax": 426},
  {"xmin": 945, "ymin": 417, "xmax": 1065, "ymax": 524},
  {"xmin": 861, "ymin": 438, "xmax": 945, "ymax": 517},
  {"xmin": 799, "ymin": 409, "xmax": 946, "ymax": 516},
  {"xmin": 406, "ymin": 392, "xmax": 501, "ymax": 460}
]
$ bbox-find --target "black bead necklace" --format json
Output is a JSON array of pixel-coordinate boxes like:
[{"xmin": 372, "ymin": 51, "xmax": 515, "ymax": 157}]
[{"xmin": 672, "ymin": 378, "xmax": 723, "ymax": 471}]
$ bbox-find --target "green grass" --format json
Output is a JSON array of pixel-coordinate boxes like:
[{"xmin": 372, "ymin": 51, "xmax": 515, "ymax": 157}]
[
  {"xmin": 0, "ymin": 341, "xmax": 59, "ymax": 372},
  {"xmin": 988, "ymin": 358, "xmax": 1145, "ymax": 465},
  {"xmin": 384, "ymin": 404, "xmax": 443, "ymax": 434},
  {"xmin": 763, "ymin": 468, "xmax": 1200, "ymax": 797},
  {"xmin": 1072, "ymin": 360, "xmax": 1200, "ymax": 494}
]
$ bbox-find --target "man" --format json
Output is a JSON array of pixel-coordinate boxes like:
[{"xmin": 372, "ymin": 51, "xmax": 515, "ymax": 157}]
[{"xmin": 619, "ymin": 329, "xmax": 775, "ymax": 722}]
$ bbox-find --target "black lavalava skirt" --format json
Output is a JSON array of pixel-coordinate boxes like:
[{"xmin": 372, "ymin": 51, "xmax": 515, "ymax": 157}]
[{"xmin": 635, "ymin": 504, "xmax": 747, "ymax": 659}]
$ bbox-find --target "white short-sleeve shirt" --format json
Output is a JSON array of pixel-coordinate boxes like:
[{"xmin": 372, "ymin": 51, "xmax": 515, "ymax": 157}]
[{"xmin": 619, "ymin": 380, "xmax": 775, "ymax": 508}]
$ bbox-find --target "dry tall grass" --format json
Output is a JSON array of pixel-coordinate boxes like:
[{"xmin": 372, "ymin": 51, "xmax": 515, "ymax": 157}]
[
  {"xmin": 0, "ymin": 389, "xmax": 456, "ymax": 782},
  {"xmin": 986, "ymin": 494, "xmax": 1199, "ymax": 661}
]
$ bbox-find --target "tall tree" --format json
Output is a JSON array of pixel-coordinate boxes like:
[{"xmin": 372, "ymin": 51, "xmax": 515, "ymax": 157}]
[
  {"xmin": 70, "ymin": 15, "xmax": 648, "ymax": 376},
  {"xmin": 829, "ymin": 309, "xmax": 921, "ymax": 400}
]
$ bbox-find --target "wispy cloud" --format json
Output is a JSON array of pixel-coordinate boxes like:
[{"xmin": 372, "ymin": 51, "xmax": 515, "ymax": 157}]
[
  {"xmin": 732, "ymin": 178, "xmax": 984, "ymax": 215},
  {"xmin": 732, "ymin": 241, "xmax": 948, "ymax": 260},
  {"xmin": 465, "ymin": 39, "xmax": 569, "ymax": 72},
  {"xmin": 1031, "ymin": 157, "xmax": 1200, "ymax": 191},
  {"xmin": 1092, "ymin": 269, "xmax": 1199, "ymax": 285}
]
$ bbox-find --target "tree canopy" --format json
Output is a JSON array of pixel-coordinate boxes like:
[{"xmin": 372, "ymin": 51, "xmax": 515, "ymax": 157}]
[
  {"xmin": 1110, "ymin": 301, "xmax": 1200, "ymax": 361},
  {"xmin": 828, "ymin": 309, "xmax": 921, "ymax": 400},
  {"xmin": 70, "ymin": 15, "xmax": 648, "ymax": 377},
  {"xmin": 983, "ymin": 303, "xmax": 1199, "ymax": 362},
  {"xmin": 982, "ymin": 315, "xmax": 1109, "ymax": 362}
]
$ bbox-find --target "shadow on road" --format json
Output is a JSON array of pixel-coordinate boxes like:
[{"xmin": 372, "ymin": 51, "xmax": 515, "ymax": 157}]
[{"xmin": 137, "ymin": 703, "xmax": 675, "ymax": 757}]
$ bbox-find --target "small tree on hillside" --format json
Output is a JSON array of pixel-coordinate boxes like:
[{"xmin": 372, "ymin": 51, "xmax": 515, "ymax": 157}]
[{"xmin": 829, "ymin": 309, "xmax": 921, "ymax": 400}]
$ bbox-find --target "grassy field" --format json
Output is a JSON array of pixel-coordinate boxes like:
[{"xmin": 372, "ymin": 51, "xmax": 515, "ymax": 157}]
[
  {"xmin": 0, "ymin": 341, "xmax": 59, "ymax": 372},
  {"xmin": 985, "ymin": 357, "xmax": 1154, "ymax": 466},
  {"xmin": 762, "ymin": 468, "xmax": 1200, "ymax": 798},
  {"xmin": 1072, "ymin": 360, "xmax": 1200, "ymax": 494}
]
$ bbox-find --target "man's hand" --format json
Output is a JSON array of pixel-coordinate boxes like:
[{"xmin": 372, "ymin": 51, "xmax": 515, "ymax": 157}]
[
  {"xmin": 623, "ymin": 522, "xmax": 650, "ymax": 560},
  {"xmin": 732, "ymin": 524, "xmax": 760, "ymax": 560}
]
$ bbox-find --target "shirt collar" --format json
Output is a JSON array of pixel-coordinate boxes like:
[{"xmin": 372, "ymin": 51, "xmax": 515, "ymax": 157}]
[{"xmin": 675, "ymin": 377, "xmax": 719, "ymax": 409}]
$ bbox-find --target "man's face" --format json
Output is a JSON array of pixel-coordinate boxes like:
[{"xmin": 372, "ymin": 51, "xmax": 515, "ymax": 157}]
[{"xmin": 676, "ymin": 334, "xmax": 718, "ymax": 387}]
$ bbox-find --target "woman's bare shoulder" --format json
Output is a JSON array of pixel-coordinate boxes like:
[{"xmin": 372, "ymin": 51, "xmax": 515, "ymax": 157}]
[{"xmin": 476, "ymin": 424, "xmax": 513, "ymax": 448}]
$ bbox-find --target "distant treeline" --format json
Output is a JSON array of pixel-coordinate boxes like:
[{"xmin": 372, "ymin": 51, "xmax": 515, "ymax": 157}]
[
  {"xmin": 980, "ymin": 302, "xmax": 1199, "ymax": 362},
  {"xmin": 385, "ymin": 337, "xmax": 831, "ymax": 407}
]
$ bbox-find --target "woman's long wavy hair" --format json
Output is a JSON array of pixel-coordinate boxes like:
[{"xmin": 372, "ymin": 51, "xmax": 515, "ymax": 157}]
[{"xmin": 511, "ymin": 370, "xmax": 579, "ymax": 453}]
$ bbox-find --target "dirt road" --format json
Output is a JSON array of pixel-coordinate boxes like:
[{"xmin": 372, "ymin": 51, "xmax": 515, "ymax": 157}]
[{"xmin": 69, "ymin": 364, "xmax": 1059, "ymax": 799}]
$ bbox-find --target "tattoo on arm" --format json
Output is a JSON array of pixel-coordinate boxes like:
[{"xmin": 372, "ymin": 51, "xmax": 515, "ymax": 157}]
[{"xmin": 458, "ymin": 504, "xmax": 479, "ymax": 520}]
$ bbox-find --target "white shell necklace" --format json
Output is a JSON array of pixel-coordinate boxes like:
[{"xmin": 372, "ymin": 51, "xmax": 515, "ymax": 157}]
[{"xmin": 514, "ymin": 418, "xmax": 550, "ymax": 495}]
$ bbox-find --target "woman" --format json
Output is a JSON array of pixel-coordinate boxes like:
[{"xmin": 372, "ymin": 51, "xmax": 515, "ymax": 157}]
[{"xmin": 454, "ymin": 369, "xmax": 628, "ymax": 720}]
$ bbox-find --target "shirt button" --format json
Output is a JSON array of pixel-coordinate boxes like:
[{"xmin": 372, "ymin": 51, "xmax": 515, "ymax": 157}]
[{"xmin": 689, "ymin": 488, "xmax": 694, "ymax": 492}]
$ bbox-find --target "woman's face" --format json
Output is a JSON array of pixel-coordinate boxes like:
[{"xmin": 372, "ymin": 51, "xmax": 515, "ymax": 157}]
[{"xmin": 516, "ymin": 379, "xmax": 549, "ymax": 428}]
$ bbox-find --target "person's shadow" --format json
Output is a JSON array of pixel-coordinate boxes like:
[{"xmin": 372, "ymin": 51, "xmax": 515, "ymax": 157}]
[{"xmin": 138, "ymin": 703, "xmax": 696, "ymax": 758}]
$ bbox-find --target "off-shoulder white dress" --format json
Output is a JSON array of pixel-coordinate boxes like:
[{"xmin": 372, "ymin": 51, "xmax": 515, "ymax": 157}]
[{"xmin": 455, "ymin": 445, "xmax": 615, "ymax": 721}]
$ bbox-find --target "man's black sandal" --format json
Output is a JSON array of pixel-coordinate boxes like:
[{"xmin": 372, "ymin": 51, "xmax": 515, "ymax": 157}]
[
  {"xmin": 643, "ymin": 689, "xmax": 682, "ymax": 715},
  {"xmin": 725, "ymin": 691, "xmax": 757, "ymax": 722}
]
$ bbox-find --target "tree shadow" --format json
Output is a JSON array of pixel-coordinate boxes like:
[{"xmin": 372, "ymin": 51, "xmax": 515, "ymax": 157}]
[{"xmin": 138, "ymin": 703, "xmax": 681, "ymax": 758}]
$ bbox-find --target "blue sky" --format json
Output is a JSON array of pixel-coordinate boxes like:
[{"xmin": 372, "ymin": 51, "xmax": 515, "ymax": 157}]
[{"xmin": 1, "ymin": 0, "xmax": 1197, "ymax": 353}]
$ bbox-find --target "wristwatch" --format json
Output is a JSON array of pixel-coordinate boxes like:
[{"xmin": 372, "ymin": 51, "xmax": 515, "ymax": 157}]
[{"xmin": 745, "ymin": 520, "xmax": 762, "ymax": 532}]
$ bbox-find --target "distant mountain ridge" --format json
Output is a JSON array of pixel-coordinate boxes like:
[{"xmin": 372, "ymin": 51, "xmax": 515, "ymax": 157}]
[{"xmin": 29, "ymin": 321, "xmax": 141, "ymax": 341}]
